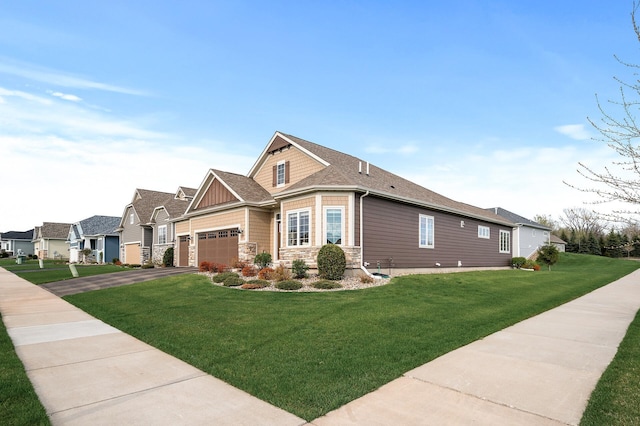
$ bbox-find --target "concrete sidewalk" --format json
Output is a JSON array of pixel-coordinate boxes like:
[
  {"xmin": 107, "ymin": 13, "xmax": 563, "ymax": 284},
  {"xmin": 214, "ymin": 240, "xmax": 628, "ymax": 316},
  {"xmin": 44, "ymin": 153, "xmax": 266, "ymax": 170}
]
[
  {"xmin": 0, "ymin": 268, "xmax": 305, "ymax": 425},
  {"xmin": 311, "ymin": 269, "xmax": 640, "ymax": 426},
  {"xmin": 2, "ymin": 267, "xmax": 639, "ymax": 425}
]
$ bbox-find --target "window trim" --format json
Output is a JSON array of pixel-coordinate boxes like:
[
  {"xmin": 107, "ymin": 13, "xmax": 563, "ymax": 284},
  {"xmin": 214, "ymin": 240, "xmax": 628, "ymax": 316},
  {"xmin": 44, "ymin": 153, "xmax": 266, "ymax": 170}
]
[
  {"xmin": 323, "ymin": 206, "xmax": 344, "ymax": 245},
  {"xmin": 419, "ymin": 214, "xmax": 435, "ymax": 249},
  {"xmin": 276, "ymin": 161, "xmax": 286, "ymax": 187},
  {"xmin": 478, "ymin": 225, "xmax": 490, "ymax": 239},
  {"xmin": 158, "ymin": 225, "xmax": 167, "ymax": 245},
  {"xmin": 286, "ymin": 208, "xmax": 311, "ymax": 247},
  {"xmin": 499, "ymin": 230, "xmax": 511, "ymax": 253},
  {"xmin": 129, "ymin": 212, "xmax": 134, "ymax": 225}
]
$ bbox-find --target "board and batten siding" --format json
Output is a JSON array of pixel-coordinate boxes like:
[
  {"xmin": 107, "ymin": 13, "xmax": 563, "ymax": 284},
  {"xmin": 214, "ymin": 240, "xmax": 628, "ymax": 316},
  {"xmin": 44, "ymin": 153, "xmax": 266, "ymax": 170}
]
[{"xmin": 362, "ymin": 196, "xmax": 512, "ymax": 269}]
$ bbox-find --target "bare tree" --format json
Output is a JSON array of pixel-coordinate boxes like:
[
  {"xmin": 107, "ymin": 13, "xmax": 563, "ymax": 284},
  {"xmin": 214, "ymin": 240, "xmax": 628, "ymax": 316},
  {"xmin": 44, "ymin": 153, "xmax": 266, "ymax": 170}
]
[
  {"xmin": 532, "ymin": 214, "xmax": 558, "ymax": 231},
  {"xmin": 559, "ymin": 207, "xmax": 605, "ymax": 238},
  {"xmin": 565, "ymin": 2, "xmax": 640, "ymax": 224}
]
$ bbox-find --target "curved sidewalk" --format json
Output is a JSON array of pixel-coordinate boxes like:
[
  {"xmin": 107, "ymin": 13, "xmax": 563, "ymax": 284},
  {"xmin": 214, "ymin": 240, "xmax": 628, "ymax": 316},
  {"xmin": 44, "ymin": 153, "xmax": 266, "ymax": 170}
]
[
  {"xmin": 311, "ymin": 269, "xmax": 640, "ymax": 425},
  {"xmin": 0, "ymin": 268, "xmax": 305, "ymax": 426},
  {"xmin": 2, "ymin": 267, "xmax": 639, "ymax": 425}
]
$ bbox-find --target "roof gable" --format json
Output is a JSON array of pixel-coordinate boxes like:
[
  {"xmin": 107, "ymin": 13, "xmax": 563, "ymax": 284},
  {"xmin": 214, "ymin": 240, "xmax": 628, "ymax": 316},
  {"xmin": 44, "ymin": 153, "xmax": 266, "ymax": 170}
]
[
  {"xmin": 78, "ymin": 215, "xmax": 121, "ymax": 236},
  {"xmin": 39, "ymin": 222, "xmax": 73, "ymax": 239}
]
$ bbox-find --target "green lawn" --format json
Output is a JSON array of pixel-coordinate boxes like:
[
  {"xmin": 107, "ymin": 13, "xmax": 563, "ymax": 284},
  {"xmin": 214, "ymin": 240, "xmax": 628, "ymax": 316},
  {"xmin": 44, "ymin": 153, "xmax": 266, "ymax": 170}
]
[
  {"xmin": 0, "ymin": 314, "xmax": 50, "ymax": 426},
  {"xmin": 580, "ymin": 308, "xmax": 640, "ymax": 425},
  {"xmin": 63, "ymin": 253, "xmax": 640, "ymax": 420},
  {"xmin": 0, "ymin": 258, "xmax": 135, "ymax": 285}
]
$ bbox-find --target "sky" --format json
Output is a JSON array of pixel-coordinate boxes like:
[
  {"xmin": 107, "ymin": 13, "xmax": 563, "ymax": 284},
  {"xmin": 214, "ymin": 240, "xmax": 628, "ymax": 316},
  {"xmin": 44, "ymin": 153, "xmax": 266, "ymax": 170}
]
[{"xmin": 1, "ymin": 0, "xmax": 639, "ymax": 232}]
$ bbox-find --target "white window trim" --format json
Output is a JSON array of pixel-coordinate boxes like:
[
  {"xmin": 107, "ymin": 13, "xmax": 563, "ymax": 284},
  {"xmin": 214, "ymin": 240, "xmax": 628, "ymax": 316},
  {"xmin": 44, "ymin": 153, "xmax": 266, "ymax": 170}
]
[
  {"xmin": 419, "ymin": 214, "xmax": 435, "ymax": 249},
  {"xmin": 158, "ymin": 225, "xmax": 167, "ymax": 245},
  {"xmin": 323, "ymin": 206, "xmax": 345, "ymax": 245},
  {"xmin": 499, "ymin": 230, "xmax": 511, "ymax": 253},
  {"xmin": 129, "ymin": 213, "xmax": 134, "ymax": 225},
  {"xmin": 286, "ymin": 208, "xmax": 311, "ymax": 247},
  {"xmin": 478, "ymin": 225, "xmax": 490, "ymax": 239},
  {"xmin": 276, "ymin": 160, "xmax": 286, "ymax": 187}
]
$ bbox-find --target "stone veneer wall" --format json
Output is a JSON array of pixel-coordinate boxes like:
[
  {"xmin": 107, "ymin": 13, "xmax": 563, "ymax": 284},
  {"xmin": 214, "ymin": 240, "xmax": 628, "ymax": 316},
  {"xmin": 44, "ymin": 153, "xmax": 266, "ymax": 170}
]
[
  {"xmin": 278, "ymin": 245, "xmax": 361, "ymax": 270},
  {"xmin": 152, "ymin": 244, "xmax": 174, "ymax": 265}
]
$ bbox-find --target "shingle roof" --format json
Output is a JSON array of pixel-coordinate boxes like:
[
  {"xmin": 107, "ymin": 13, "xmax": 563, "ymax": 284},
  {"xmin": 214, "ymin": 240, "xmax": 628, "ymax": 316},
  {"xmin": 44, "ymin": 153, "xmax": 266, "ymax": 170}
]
[
  {"xmin": 279, "ymin": 133, "xmax": 513, "ymax": 226},
  {"xmin": 0, "ymin": 230, "xmax": 34, "ymax": 240},
  {"xmin": 39, "ymin": 222, "xmax": 72, "ymax": 239},
  {"xmin": 212, "ymin": 169, "xmax": 274, "ymax": 204},
  {"xmin": 487, "ymin": 207, "xmax": 550, "ymax": 230},
  {"xmin": 78, "ymin": 216, "xmax": 121, "ymax": 236},
  {"xmin": 133, "ymin": 189, "xmax": 175, "ymax": 224}
]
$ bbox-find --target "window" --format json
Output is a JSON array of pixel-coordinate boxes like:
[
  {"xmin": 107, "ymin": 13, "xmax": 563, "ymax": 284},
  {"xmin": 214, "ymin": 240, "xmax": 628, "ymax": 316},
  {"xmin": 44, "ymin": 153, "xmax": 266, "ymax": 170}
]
[
  {"xmin": 129, "ymin": 213, "xmax": 134, "ymax": 224},
  {"xmin": 325, "ymin": 207, "xmax": 343, "ymax": 244},
  {"xmin": 499, "ymin": 230, "xmax": 511, "ymax": 253},
  {"xmin": 158, "ymin": 225, "xmax": 167, "ymax": 245},
  {"xmin": 273, "ymin": 161, "xmax": 290, "ymax": 187},
  {"xmin": 287, "ymin": 210, "xmax": 310, "ymax": 246},
  {"xmin": 419, "ymin": 214, "xmax": 434, "ymax": 248},
  {"xmin": 478, "ymin": 225, "xmax": 490, "ymax": 239}
]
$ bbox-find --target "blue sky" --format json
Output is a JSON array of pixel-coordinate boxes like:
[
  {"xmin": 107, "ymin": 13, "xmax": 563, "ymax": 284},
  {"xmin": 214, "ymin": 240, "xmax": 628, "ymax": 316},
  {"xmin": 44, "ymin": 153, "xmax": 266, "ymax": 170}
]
[{"xmin": 1, "ymin": 1, "xmax": 637, "ymax": 231}]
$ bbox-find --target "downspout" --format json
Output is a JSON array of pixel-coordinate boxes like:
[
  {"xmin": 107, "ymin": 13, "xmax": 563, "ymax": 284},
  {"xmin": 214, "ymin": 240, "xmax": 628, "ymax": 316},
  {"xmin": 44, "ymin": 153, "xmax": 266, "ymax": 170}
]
[{"xmin": 359, "ymin": 191, "xmax": 374, "ymax": 277}]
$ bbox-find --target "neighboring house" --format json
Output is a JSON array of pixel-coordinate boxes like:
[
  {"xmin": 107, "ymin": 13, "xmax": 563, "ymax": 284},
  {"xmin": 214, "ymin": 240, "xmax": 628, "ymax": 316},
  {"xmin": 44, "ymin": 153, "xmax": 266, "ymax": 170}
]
[
  {"xmin": 149, "ymin": 187, "xmax": 196, "ymax": 264},
  {"xmin": 488, "ymin": 207, "xmax": 551, "ymax": 259},
  {"xmin": 0, "ymin": 230, "xmax": 34, "ymax": 256},
  {"xmin": 173, "ymin": 131, "xmax": 515, "ymax": 274},
  {"xmin": 33, "ymin": 222, "xmax": 72, "ymax": 260},
  {"xmin": 550, "ymin": 234, "xmax": 567, "ymax": 252},
  {"xmin": 117, "ymin": 187, "xmax": 194, "ymax": 265},
  {"xmin": 67, "ymin": 216, "xmax": 121, "ymax": 263}
]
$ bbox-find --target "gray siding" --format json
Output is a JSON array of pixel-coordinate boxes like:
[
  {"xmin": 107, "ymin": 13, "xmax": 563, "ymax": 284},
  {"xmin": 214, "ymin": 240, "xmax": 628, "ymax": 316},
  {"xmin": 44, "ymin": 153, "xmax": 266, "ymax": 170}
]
[
  {"xmin": 362, "ymin": 196, "xmax": 512, "ymax": 269},
  {"xmin": 517, "ymin": 225, "xmax": 550, "ymax": 258},
  {"xmin": 154, "ymin": 210, "xmax": 171, "ymax": 244},
  {"xmin": 121, "ymin": 207, "xmax": 141, "ymax": 244}
]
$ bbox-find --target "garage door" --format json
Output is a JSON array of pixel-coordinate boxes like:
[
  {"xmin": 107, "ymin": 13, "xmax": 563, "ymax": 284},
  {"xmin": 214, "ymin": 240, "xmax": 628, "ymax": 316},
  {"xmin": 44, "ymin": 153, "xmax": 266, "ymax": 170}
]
[
  {"xmin": 124, "ymin": 243, "xmax": 141, "ymax": 265},
  {"xmin": 178, "ymin": 235, "xmax": 189, "ymax": 266},
  {"xmin": 198, "ymin": 229, "xmax": 239, "ymax": 267}
]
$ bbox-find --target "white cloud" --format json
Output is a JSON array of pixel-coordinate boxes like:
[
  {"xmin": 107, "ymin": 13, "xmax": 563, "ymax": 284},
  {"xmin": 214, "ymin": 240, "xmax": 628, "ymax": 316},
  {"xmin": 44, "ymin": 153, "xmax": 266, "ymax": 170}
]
[
  {"xmin": 49, "ymin": 91, "xmax": 82, "ymax": 102},
  {"xmin": 554, "ymin": 124, "xmax": 592, "ymax": 140},
  {"xmin": 0, "ymin": 57, "xmax": 148, "ymax": 96}
]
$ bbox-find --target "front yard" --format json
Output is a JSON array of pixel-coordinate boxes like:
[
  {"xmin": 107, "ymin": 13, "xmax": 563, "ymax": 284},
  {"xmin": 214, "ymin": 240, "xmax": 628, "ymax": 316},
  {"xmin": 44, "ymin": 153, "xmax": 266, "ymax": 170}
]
[{"xmin": 61, "ymin": 253, "xmax": 640, "ymax": 421}]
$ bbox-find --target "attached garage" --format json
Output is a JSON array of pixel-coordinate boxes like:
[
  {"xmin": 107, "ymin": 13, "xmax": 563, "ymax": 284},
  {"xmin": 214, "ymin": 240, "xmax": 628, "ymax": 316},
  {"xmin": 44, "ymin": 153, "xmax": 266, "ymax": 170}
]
[
  {"xmin": 124, "ymin": 243, "xmax": 141, "ymax": 264},
  {"xmin": 197, "ymin": 228, "xmax": 239, "ymax": 266}
]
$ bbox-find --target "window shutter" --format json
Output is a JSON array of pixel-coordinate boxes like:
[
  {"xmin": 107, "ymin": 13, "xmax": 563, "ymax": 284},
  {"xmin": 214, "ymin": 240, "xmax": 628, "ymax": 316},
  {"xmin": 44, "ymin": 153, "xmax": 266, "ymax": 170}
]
[
  {"xmin": 285, "ymin": 161, "xmax": 290, "ymax": 184},
  {"xmin": 272, "ymin": 165, "xmax": 277, "ymax": 187}
]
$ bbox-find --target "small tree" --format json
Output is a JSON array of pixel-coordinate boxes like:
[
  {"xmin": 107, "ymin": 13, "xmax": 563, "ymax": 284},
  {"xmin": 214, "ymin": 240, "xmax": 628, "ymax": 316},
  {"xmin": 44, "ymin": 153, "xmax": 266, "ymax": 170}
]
[
  {"xmin": 537, "ymin": 244, "xmax": 560, "ymax": 271},
  {"xmin": 81, "ymin": 248, "xmax": 93, "ymax": 263}
]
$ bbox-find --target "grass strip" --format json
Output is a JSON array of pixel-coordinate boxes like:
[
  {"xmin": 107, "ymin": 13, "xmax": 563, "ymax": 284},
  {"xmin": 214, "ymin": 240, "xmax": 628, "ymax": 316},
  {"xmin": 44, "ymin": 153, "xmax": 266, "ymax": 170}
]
[
  {"xmin": 0, "ymin": 315, "xmax": 50, "ymax": 425},
  {"xmin": 63, "ymin": 254, "xmax": 639, "ymax": 420},
  {"xmin": 580, "ymin": 309, "xmax": 640, "ymax": 425},
  {"xmin": 15, "ymin": 265, "xmax": 133, "ymax": 285}
]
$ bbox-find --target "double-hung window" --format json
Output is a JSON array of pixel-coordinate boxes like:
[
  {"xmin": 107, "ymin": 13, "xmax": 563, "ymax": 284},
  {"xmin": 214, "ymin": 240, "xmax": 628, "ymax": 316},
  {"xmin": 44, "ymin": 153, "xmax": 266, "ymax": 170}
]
[
  {"xmin": 287, "ymin": 210, "xmax": 310, "ymax": 246},
  {"xmin": 158, "ymin": 225, "xmax": 167, "ymax": 245},
  {"xmin": 324, "ymin": 207, "xmax": 343, "ymax": 244},
  {"xmin": 478, "ymin": 225, "xmax": 490, "ymax": 239},
  {"xmin": 499, "ymin": 230, "xmax": 511, "ymax": 253},
  {"xmin": 419, "ymin": 214, "xmax": 435, "ymax": 248}
]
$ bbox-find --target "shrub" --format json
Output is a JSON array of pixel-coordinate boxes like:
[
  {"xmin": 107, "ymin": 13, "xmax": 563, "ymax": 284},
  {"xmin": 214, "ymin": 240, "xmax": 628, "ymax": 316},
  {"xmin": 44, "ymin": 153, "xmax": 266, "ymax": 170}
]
[
  {"xmin": 276, "ymin": 280, "xmax": 303, "ymax": 290},
  {"xmin": 199, "ymin": 261, "xmax": 211, "ymax": 272},
  {"xmin": 511, "ymin": 257, "xmax": 527, "ymax": 268},
  {"xmin": 317, "ymin": 244, "xmax": 346, "ymax": 280},
  {"xmin": 142, "ymin": 260, "xmax": 155, "ymax": 269},
  {"xmin": 112, "ymin": 258, "xmax": 120, "ymax": 264},
  {"xmin": 254, "ymin": 252, "xmax": 272, "ymax": 269},
  {"xmin": 359, "ymin": 273, "xmax": 374, "ymax": 284},
  {"xmin": 242, "ymin": 265, "xmax": 258, "ymax": 277},
  {"xmin": 0, "ymin": 250, "xmax": 8, "ymax": 258},
  {"xmin": 245, "ymin": 279, "xmax": 270, "ymax": 288},
  {"xmin": 240, "ymin": 283, "xmax": 264, "ymax": 290},
  {"xmin": 162, "ymin": 247, "xmax": 174, "ymax": 267},
  {"xmin": 258, "ymin": 267, "xmax": 275, "ymax": 280},
  {"xmin": 232, "ymin": 258, "xmax": 248, "ymax": 269},
  {"xmin": 272, "ymin": 263, "xmax": 292, "ymax": 282},
  {"xmin": 223, "ymin": 276, "xmax": 245, "ymax": 287},
  {"xmin": 522, "ymin": 260, "xmax": 539, "ymax": 270},
  {"xmin": 312, "ymin": 280, "xmax": 342, "ymax": 290},
  {"xmin": 212, "ymin": 271, "xmax": 239, "ymax": 283},
  {"xmin": 291, "ymin": 259, "xmax": 309, "ymax": 279}
]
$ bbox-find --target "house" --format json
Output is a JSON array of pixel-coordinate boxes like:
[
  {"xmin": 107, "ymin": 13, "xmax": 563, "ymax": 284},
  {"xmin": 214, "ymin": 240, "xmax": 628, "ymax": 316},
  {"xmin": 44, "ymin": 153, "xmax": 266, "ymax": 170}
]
[
  {"xmin": 149, "ymin": 187, "xmax": 196, "ymax": 264},
  {"xmin": 67, "ymin": 216, "xmax": 121, "ymax": 263},
  {"xmin": 173, "ymin": 132, "xmax": 515, "ymax": 275},
  {"xmin": 488, "ymin": 207, "xmax": 551, "ymax": 259},
  {"xmin": 550, "ymin": 234, "xmax": 567, "ymax": 252},
  {"xmin": 0, "ymin": 230, "xmax": 34, "ymax": 257},
  {"xmin": 33, "ymin": 222, "xmax": 73, "ymax": 260},
  {"xmin": 117, "ymin": 187, "xmax": 194, "ymax": 265}
]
